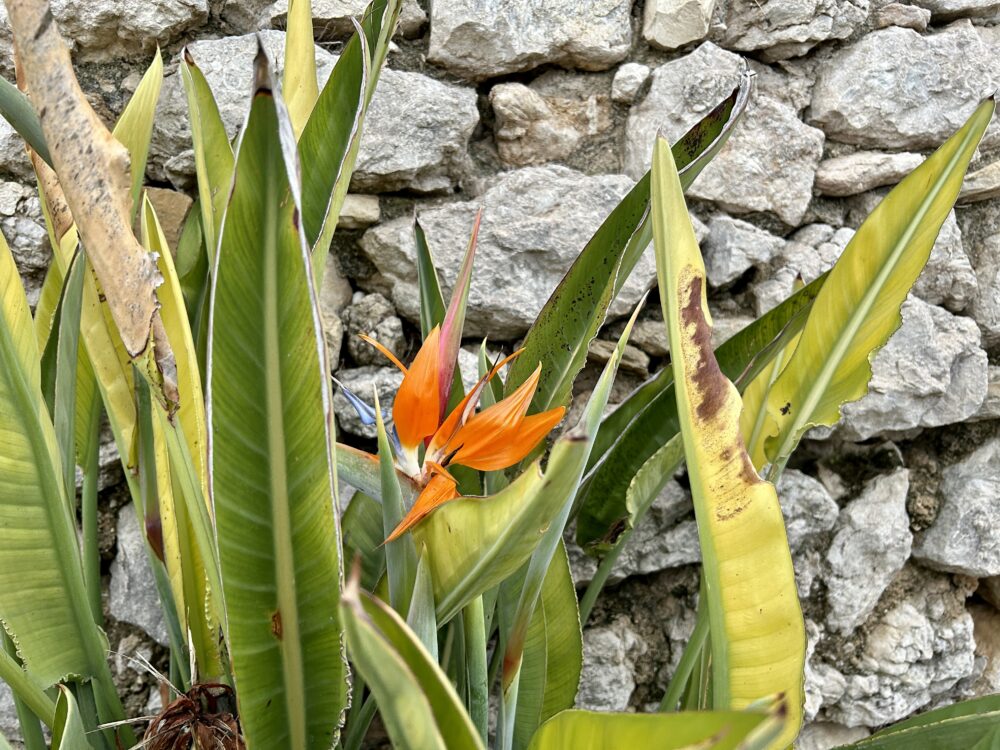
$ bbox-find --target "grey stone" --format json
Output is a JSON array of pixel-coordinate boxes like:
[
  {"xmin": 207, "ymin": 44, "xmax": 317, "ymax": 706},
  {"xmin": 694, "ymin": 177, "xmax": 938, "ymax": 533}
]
[
  {"xmin": 0, "ymin": 118, "xmax": 32, "ymax": 182},
  {"xmin": 629, "ymin": 318, "xmax": 670, "ymax": 357},
  {"xmin": 797, "ymin": 723, "xmax": 871, "ymax": 750},
  {"xmin": 751, "ymin": 224, "xmax": 852, "ymax": 315},
  {"xmin": 777, "ymin": 469, "xmax": 839, "ymax": 552},
  {"xmin": 873, "ymin": 2, "xmax": 932, "ymax": 29},
  {"xmin": 912, "ymin": 212, "xmax": 978, "ymax": 313},
  {"xmin": 914, "ymin": 437, "xmax": 1000, "ymax": 576},
  {"xmin": 814, "ymin": 151, "xmax": 924, "ymax": 197},
  {"xmin": 810, "ymin": 23, "xmax": 997, "ymax": 150},
  {"xmin": 825, "ymin": 469, "xmax": 912, "ymax": 635},
  {"xmin": 270, "ymin": 0, "xmax": 425, "ymax": 39},
  {"xmin": 970, "ymin": 602, "xmax": 1000, "ymax": 695},
  {"xmin": 1, "ymin": 182, "xmax": 51, "ymax": 309},
  {"xmin": 703, "ymin": 215, "xmax": 785, "ymax": 287},
  {"xmin": 804, "ymin": 620, "xmax": 848, "ymax": 721},
  {"xmin": 837, "ymin": 297, "xmax": 987, "ymax": 441},
  {"xmin": 110, "ymin": 504, "xmax": 170, "ymax": 646},
  {"xmin": 642, "ymin": 0, "xmax": 715, "ymax": 50},
  {"xmin": 960, "ymin": 160, "xmax": 1000, "ymax": 204},
  {"xmin": 490, "ymin": 83, "xmax": 584, "ymax": 167},
  {"xmin": 360, "ymin": 166, "xmax": 650, "ymax": 338},
  {"xmin": 748, "ymin": 57, "xmax": 817, "ymax": 115},
  {"xmin": 0, "ymin": 681, "xmax": 18, "ymax": 745},
  {"xmin": 150, "ymin": 32, "xmax": 478, "ymax": 193},
  {"xmin": 961, "ymin": 201, "xmax": 1000, "ymax": 346},
  {"xmin": 320, "ymin": 308, "xmax": 344, "ymax": 371},
  {"xmin": 611, "ymin": 63, "xmax": 650, "ymax": 104},
  {"xmin": 342, "ymin": 293, "xmax": 406, "ymax": 367},
  {"xmin": 332, "ymin": 366, "xmax": 403, "ymax": 438},
  {"xmin": 578, "ymin": 617, "xmax": 647, "ymax": 711},
  {"xmin": 626, "ymin": 43, "xmax": 824, "ymax": 226},
  {"xmin": 715, "ymin": 0, "xmax": 869, "ymax": 61},
  {"xmin": 427, "ymin": 0, "xmax": 633, "ymax": 80},
  {"xmin": 971, "ymin": 365, "xmax": 1000, "ymax": 421},
  {"xmin": 339, "ymin": 194, "xmax": 381, "ymax": 230},
  {"xmin": 910, "ymin": 0, "xmax": 1000, "ymax": 19},
  {"xmin": 587, "ymin": 339, "xmax": 650, "ymax": 377},
  {"xmin": 47, "ymin": 0, "xmax": 207, "ymax": 61},
  {"xmin": 828, "ymin": 567, "xmax": 976, "ymax": 726}
]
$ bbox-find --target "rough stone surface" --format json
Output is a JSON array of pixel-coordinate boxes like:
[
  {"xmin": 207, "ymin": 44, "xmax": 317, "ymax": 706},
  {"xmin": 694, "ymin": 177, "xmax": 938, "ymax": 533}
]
[
  {"xmin": 360, "ymin": 166, "xmax": 650, "ymax": 338},
  {"xmin": 0, "ymin": 118, "xmax": 34, "ymax": 182},
  {"xmin": 490, "ymin": 83, "xmax": 585, "ymax": 166},
  {"xmin": 270, "ymin": 0, "xmax": 425, "ymax": 39},
  {"xmin": 961, "ymin": 201, "xmax": 1000, "ymax": 346},
  {"xmin": 751, "ymin": 224, "xmax": 852, "ymax": 315},
  {"xmin": 332, "ymin": 366, "xmax": 403, "ymax": 439},
  {"xmin": 577, "ymin": 617, "xmax": 647, "ymax": 711},
  {"xmin": 825, "ymin": 567, "xmax": 976, "ymax": 726},
  {"xmin": 109, "ymin": 504, "xmax": 170, "ymax": 647},
  {"xmin": 611, "ymin": 63, "xmax": 650, "ymax": 104},
  {"xmin": 910, "ymin": 0, "xmax": 1000, "ymax": 18},
  {"xmin": 914, "ymin": 437, "xmax": 1000, "ymax": 576},
  {"xmin": 339, "ymin": 194, "xmax": 381, "ymax": 230},
  {"xmin": 642, "ymin": 0, "xmax": 715, "ymax": 50},
  {"xmin": 912, "ymin": 212, "xmax": 979, "ymax": 313},
  {"xmin": 810, "ymin": 23, "xmax": 997, "ymax": 149},
  {"xmin": 715, "ymin": 0, "xmax": 869, "ymax": 60},
  {"xmin": 798, "ymin": 723, "xmax": 871, "ymax": 750},
  {"xmin": 960, "ymin": 160, "xmax": 1000, "ymax": 204},
  {"xmin": 626, "ymin": 43, "xmax": 824, "ymax": 225},
  {"xmin": 873, "ymin": 2, "xmax": 932, "ymax": 29},
  {"xmin": 814, "ymin": 151, "xmax": 924, "ymax": 197},
  {"xmin": 342, "ymin": 293, "xmax": 406, "ymax": 367},
  {"xmin": 837, "ymin": 297, "xmax": 988, "ymax": 440},
  {"xmin": 427, "ymin": 0, "xmax": 633, "ymax": 80},
  {"xmin": 825, "ymin": 469, "xmax": 912, "ymax": 635},
  {"xmin": 703, "ymin": 214, "xmax": 785, "ymax": 287},
  {"xmin": 778, "ymin": 470, "xmax": 839, "ymax": 552},
  {"xmin": 0, "ymin": 181, "xmax": 51, "ymax": 308},
  {"xmin": 0, "ymin": 682, "xmax": 18, "ymax": 746}
]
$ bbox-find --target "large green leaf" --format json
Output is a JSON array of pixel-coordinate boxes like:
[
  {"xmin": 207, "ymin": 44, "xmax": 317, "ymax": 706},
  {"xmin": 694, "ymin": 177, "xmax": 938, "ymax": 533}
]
[
  {"xmin": 51, "ymin": 686, "xmax": 94, "ymax": 750},
  {"xmin": 651, "ymin": 134, "xmax": 803, "ymax": 746},
  {"xmin": 283, "ymin": 0, "xmax": 319, "ymax": 138},
  {"xmin": 342, "ymin": 490, "xmax": 386, "ymax": 590},
  {"xmin": 527, "ymin": 709, "xmax": 773, "ymax": 750},
  {"xmin": 340, "ymin": 578, "xmax": 485, "ymax": 750},
  {"xmin": 836, "ymin": 695, "xmax": 1000, "ymax": 749},
  {"xmin": 208, "ymin": 48, "xmax": 346, "ymax": 749},
  {"xmin": 576, "ymin": 276, "xmax": 822, "ymax": 553},
  {"xmin": 113, "ymin": 49, "xmax": 163, "ymax": 214},
  {"xmin": 504, "ymin": 70, "xmax": 753, "ymax": 416},
  {"xmin": 763, "ymin": 96, "xmax": 995, "ymax": 470}
]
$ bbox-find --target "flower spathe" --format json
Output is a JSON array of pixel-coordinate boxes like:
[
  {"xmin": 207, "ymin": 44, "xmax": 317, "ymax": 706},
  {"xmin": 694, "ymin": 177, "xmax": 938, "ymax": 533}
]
[{"xmin": 361, "ymin": 327, "xmax": 565, "ymax": 541}]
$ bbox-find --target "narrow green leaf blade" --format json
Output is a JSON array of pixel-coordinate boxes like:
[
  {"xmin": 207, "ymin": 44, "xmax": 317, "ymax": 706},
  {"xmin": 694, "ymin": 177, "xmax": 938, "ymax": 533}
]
[
  {"xmin": 836, "ymin": 695, "xmax": 1000, "ymax": 750},
  {"xmin": 415, "ymin": 217, "xmax": 447, "ymax": 338},
  {"xmin": 112, "ymin": 49, "xmax": 163, "ymax": 214},
  {"xmin": 283, "ymin": 0, "xmax": 319, "ymax": 138},
  {"xmin": 0, "ymin": 76, "xmax": 51, "ymax": 166},
  {"xmin": 51, "ymin": 687, "xmax": 94, "ymax": 750}
]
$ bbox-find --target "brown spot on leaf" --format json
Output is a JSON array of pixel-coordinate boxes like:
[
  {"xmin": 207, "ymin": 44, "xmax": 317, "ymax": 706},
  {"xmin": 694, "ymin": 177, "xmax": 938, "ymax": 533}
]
[
  {"xmin": 680, "ymin": 275, "xmax": 727, "ymax": 422},
  {"xmin": 780, "ymin": 402, "xmax": 791, "ymax": 415},
  {"xmin": 271, "ymin": 610, "xmax": 283, "ymax": 640}
]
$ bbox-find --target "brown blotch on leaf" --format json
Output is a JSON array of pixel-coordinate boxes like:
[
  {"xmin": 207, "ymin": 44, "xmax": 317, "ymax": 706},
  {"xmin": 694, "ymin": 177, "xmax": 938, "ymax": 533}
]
[
  {"xmin": 271, "ymin": 610, "xmax": 283, "ymax": 640},
  {"xmin": 680, "ymin": 275, "xmax": 727, "ymax": 423}
]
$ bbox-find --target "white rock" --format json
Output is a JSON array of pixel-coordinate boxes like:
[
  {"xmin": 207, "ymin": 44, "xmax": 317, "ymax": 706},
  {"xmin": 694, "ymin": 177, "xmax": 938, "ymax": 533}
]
[
  {"xmin": 360, "ymin": 165, "xmax": 650, "ymax": 338},
  {"xmin": 715, "ymin": 0, "xmax": 869, "ymax": 61},
  {"xmin": 338, "ymin": 194, "xmax": 381, "ymax": 230},
  {"xmin": 873, "ymin": 2, "xmax": 932, "ymax": 29},
  {"xmin": 797, "ymin": 723, "xmax": 871, "ymax": 750},
  {"xmin": 912, "ymin": 212, "xmax": 978, "ymax": 313},
  {"xmin": 804, "ymin": 620, "xmax": 848, "ymax": 720},
  {"xmin": 332, "ymin": 366, "xmax": 403, "ymax": 438},
  {"xmin": 490, "ymin": 83, "xmax": 583, "ymax": 166},
  {"xmin": 909, "ymin": 0, "xmax": 1000, "ymax": 19},
  {"xmin": 971, "ymin": 365, "xmax": 1000, "ymax": 421},
  {"xmin": 0, "ymin": 118, "xmax": 32, "ymax": 182},
  {"xmin": 837, "ymin": 297, "xmax": 987, "ymax": 440},
  {"xmin": 814, "ymin": 151, "xmax": 924, "ymax": 197},
  {"xmin": 960, "ymin": 160, "xmax": 1000, "ymax": 204},
  {"xmin": 109, "ymin": 504, "xmax": 170, "ymax": 646},
  {"xmin": 914, "ymin": 437, "xmax": 1000, "ymax": 576},
  {"xmin": 0, "ymin": 681, "xmax": 19, "ymax": 745},
  {"xmin": 611, "ymin": 63, "xmax": 650, "ymax": 104},
  {"xmin": 824, "ymin": 469, "xmax": 912, "ymax": 635},
  {"xmin": 427, "ymin": 0, "xmax": 633, "ymax": 80},
  {"xmin": 1, "ymin": 182, "xmax": 51, "ymax": 308},
  {"xmin": 625, "ymin": 43, "xmax": 824, "ymax": 226},
  {"xmin": 751, "ymin": 224, "xmax": 852, "ymax": 315},
  {"xmin": 810, "ymin": 23, "xmax": 997, "ymax": 150},
  {"xmin": 703, "ymin": 214, "xmax": 785, "ymax": 287},
  {"xmin": 270, "ymin": 0, "xmax": 425, "ymax": 39},
  {"xmin": 642, "ymin": 0, "xmax": 715, "ymax": 50},
  {"xmin": 961, "ymin": 201, "xmax": 1000, "ymax": 346},
  {"xmin": 578, "ymin": 618, "xmax": 647, "ymax": 711},
  {"xmin": 778, "ymin": 470, "xmax": 839, "ymax": 552}
]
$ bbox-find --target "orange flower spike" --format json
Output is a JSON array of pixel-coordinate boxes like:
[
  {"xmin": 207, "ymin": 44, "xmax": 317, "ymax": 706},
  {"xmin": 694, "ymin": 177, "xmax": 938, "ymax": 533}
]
[
  {"xmin": 385, "ymin": 471, "xmax": 459, "ymax": 542},
  {"xmin": 450, "ymin": 407, "xmax": 565, "ymax": 471},
  {"xmin": 391, "ymin": 326, "xmax": 442, "ymax": 452}
]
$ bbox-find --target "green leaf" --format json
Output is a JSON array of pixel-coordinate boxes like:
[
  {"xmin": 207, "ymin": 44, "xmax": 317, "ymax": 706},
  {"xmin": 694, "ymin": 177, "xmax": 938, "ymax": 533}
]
[
  {"xmin": 112, "ymin": 49, "xmax": 163, "ymax": 215},
  {"xmin": 763, "ymin": 96, "xmax": 995, "ymax": 470},
  {"xmin": 527, "ymin": 709, "xmax": 769, "ymax": 750},
  {"xmin": 651, "ymin": 134, "xmax": 803, "ymax": 746},
  {"xmin": 836, "ymin": 695, "xmax": 1000, "ymax": 750},
  {"xmin": 340, "ymin": 577, "xmax": 485, "ymax": 750},
  {"xmin": 343, "ymin": 491, "xmax": 386, "ymax": 590},
  {"xmin": 407, "ymin": 547, "xmax": 439, "ymax": 660},
  {"xmin": 0, "ymin": 643, "xmax": 57, "ymax": 727},
  {"xmin": 208, "ymin": 48, "xmax": 346, "ymax": 749},
  {"xmin": 53, "ymin": 254, "xmax": 86, "ymax": 505},
  {"xmin": 504, "ymin": 71, "xmax": 753, "ymax": 416},
  {"xmin": 513, "ymin": 542, "xmax": 582, "ymax": 750},
  {"xmin": 415, "ymin": 218, "xmax": 447, "ymax": 338},
  {"xmin": 51, "ymin": 686, "xmax": 94, "ymax": 750},
  {"xmin": 0, "ymin": 76, "xmax": 51, "ymax": 166},
  {"xmin": 575, "ymin": 276, "xmax": 822, "ymax": 553},
  {"xmin": 337, "ymin": 441, "xmax": 420, "ymax": 504},
  {"xmin": 283, "ymin": 0, "xmax": 319, "ymax": 138}
]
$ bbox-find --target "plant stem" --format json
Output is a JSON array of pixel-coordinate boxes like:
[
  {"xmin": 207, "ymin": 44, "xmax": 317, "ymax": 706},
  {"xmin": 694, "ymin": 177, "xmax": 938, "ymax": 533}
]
[
  {"xmin": 463, "ymin": 597, "xmax": 488, "ymax": 743},
  {"xmin": 659, "ymin": 601, "xmax": 709, "ymax": 712},
  {"xmin": 342, "ymin": 693, "xmax": 377, "ymax": 750},
  {"xmin": 81, "ymin": 404, "xmax": 102, "ymax": 625},
  {"xmin": 0, "ymin": 635, "xmax": 56, "ymax": 728}
]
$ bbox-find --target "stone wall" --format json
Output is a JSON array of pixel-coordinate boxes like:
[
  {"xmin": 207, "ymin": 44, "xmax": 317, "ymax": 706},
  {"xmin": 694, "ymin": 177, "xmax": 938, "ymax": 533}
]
[{"xmin": 2, "ymin": 1, "xmax": 1000, "ymax": 748}]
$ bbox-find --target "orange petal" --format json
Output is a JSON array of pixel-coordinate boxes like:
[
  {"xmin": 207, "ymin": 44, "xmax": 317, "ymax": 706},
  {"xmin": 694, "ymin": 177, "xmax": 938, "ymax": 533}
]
[
  {"xmin": 385, "ymin": 472, "xmax": 459, "ymax": 542},
  {"xmin": 359, "ymin": 333, "xmax": 408, "ymax": 374},
  {"xmin": 393, "ymin": 327, "xmax": 442, "ymax": 450},
  {"xmin": 451, "ymin": 406, "xmax": 565, "ymax": 471}
]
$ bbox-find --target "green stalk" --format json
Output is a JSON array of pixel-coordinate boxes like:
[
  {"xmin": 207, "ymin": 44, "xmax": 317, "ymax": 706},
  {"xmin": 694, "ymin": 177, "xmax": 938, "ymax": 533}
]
[
  {"xmin": 464, "ymin": 597, "xmax": 488, "ymax": 743},
  {"xmin": 81, "ymin": 401, "xmax": 102, "ymax": 625},
  {"xmin": 660, "ymin": 600, "xmax": 709, "ymax": 712},
  {"xmin": 498, "ymin": 665, "xmax": 521, "ymax": 750},
  {"xmin": 1, "ymin": 634, "xmax": 48, "ymax": 750},
  {"xmin": 71, "ymin": 681, "xmax": 112, "ymax": 750},
  {"xmin": 342, "ymin": 693, "xmax": 378, "ymax": 750}
]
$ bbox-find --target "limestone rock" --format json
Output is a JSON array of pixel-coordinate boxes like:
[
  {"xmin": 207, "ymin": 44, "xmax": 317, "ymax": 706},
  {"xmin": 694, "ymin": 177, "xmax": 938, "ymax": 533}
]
[
  {"xmin": 360, "ymin": 166, "xmax": 649, "ymax": 338},
  {"xmin": 48, "ymin": 0, "xmax": 207, "ymax": 61},
  {"xmin": 332, "ymin": 366, "xmax": 403, "ymax": 438},
  {"xmin": 110, "ymin": 504, "xmax": 170, "ymax": 646},
  {"xmin": 715, "ymin": 0, "xmax": 869, "ymax": 61},
  {"xmin": 804, "ymin": 620, "xmax": 848, "ymax": 720},
  {"xmin": 342, "ymin": 293, "xmax": 406, "ymax": 367},
  {"xmin": 427, "ymin": 0, "xmax": 633, "ymax": 80},
  {"xmin": 626, "ymin": 43, "xmax": 824, "ymax": 226},
  {"xmin": 914, "ymin": 437, "xmax": 1000, "ymax": 576},
  {"xmin": 961, "ymin": 201, "xmax": 1000, "ymax": 346},
  {"xmin": 149, "ymin": 32, "xmax": 478, "ymax": 193},
  {"xmin": 837, "ymin": 297, "xmax": 987, "ymax": 441},
  {"xmin": 810, "ymin": 23, "xmax": 996, "ymax": 149},
  {"xmin": 587, "ymin": 339, "xmax": 650, "ymax": 377},
  {"xmin": 778, "ymin": 470, "xmax": 839, "ymax": 552},
  {"xmin": 912, "ymin": 212, "xmax": 978, "ymax": 312},
  {"xmin": 578, "ymin": 617, "xmax": 647, "ymax": 710},
  {"xmin": 814, "ymin": 151, "xmax": 924, "ymax": 197},
  {"xmin": 0, "ymin": 117, "xmax": 33, "ymax": 181},
  {"xmin": 825, "ymin": 469, "xmax": 912, "ymax": 635},
  {"xmin": 703, "ymin": 215, "xmax": 785, "ymax": 287},
  {"xmin": 339, "ymin": 195, "xmax": 381, "ymax": 230},
  {"xmin": 271, "ymin": 0, "xmax": 426, "ymax": 39},
  {"xmin": 909, "ymin": 0, "xmax": 1000, "ymax": 19},
  {"xmin": 642, "ymin": 0, "xmax": 715, "ymax": 50},
  {"xmin": 490, "ymin": 83, "xmax": 583, "ymax": 167},
  {"xmin": 971, "ymin": 365, "xmax": 1000, "ymax": 421},
  {"xmin": 873, "ymin": 2, "xmax": 932, "ymax": 29},
  {"xmin": 611, "ymin": 63, "xmax": 650, "ymax": 104},
  {"xmin": 1, "ymin": 182, "xmax": 51, "ymax": 308},
  {"xmin": 628, "ymin": 318, "xmax": 670, "ymax": 357},
  {"xmin": 0, "ymin": 681, "xmax": 18, "ymax": 745},
  {"xmin": 797, "ymin": 723, "xmax": 871, "ymax": 750},
  {"xmin": 827, "ymin": 567, "xmax": 976, "ymax": 726},
  {"xmin": 960, "ymin": 160, "xmax": 1000, "ymax": 204},
  {"xmin": 970, "ymin": 602, "xmax": 1000, "ymax": 694}
]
